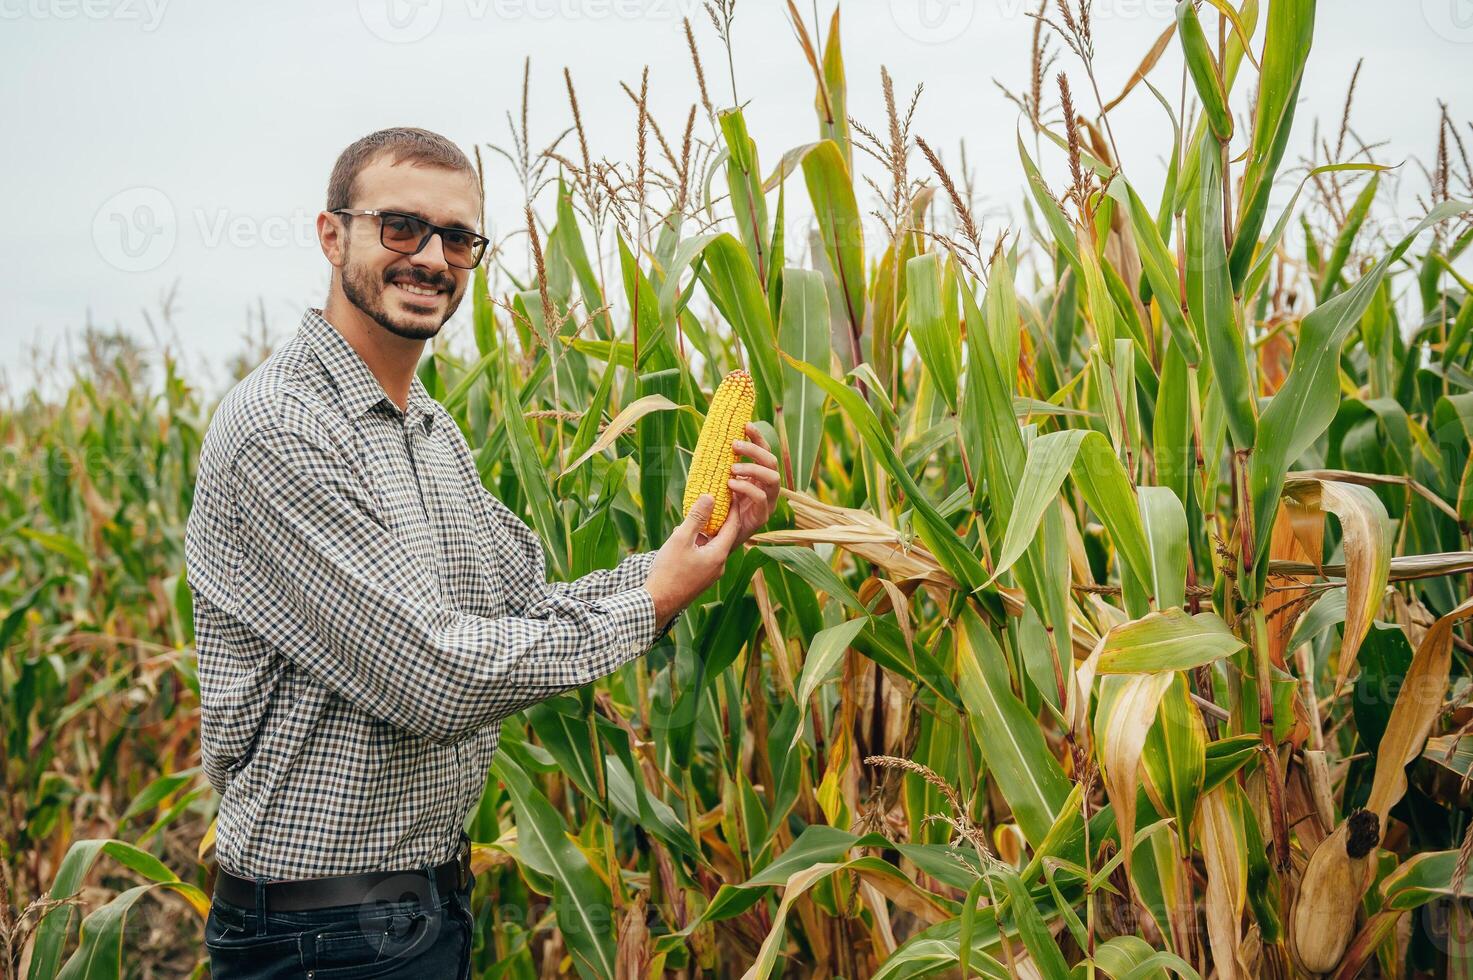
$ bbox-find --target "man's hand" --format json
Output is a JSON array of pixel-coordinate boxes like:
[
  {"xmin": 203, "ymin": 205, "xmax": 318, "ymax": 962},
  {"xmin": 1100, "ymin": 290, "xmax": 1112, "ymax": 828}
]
[
  {"xmin": 643, "ymin": 423, "xmax": 781, "ymax": 630},
  {"xmin": 727, "ymin": 422, "xmax": 781, "ymax": 547},
  {"xmin": 644, "ymin": 493, "xmax": 743, "ymax": 628}
]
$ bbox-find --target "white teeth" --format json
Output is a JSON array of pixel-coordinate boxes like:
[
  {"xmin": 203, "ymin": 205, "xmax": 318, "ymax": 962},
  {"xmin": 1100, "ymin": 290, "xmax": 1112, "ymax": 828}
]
[{"xmin": 394, "ymin": 282, "xmax": 439, "ymax": 297}]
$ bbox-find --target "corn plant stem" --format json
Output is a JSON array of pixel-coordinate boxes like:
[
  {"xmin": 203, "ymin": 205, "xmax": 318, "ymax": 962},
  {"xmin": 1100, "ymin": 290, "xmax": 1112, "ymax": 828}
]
[
  {"xmin": 887, "ymin": 229, "xmax": 903, "ymax": 403},
  {"xmin": 606, "ymin": 830, "xmax": 622, "ymax": 920},
  {"xmin": 955, "ymin": 413, "xmax": 976, "ymax": 497},
  {"xmin": 988, "ymin": 873, "xmax": 1020, "ymax": 979},
  {"xmin": 631, "ymin": 267, "xmax": 641, "ymax": 366},
  {"xmin": 1047, "ymin": 625, "xmax": 1069, "ymax": 719},
  {"xmin": 1235, "ymin": 449, "xmax": 1254, "ymax": 582},
  {"xmin": 1252, "ymin": 605, "xmax": 1292, "ymax": 871},
  {"xmin": 1108, "ymin": 359, "xmax": 1138, "ymax": 480},
  {"xmin": 1171, "ymin": 836, "xmax": 1196, "ymax": 968},
  {"xmin": 1184, "ymin": 415, "xmax": 1224, "ymax": 741},
  {"xmin": 1082, "ymin": 777, "xmax": 1096, "ymax": 962},
  {"xmin": 595, "ymin": 228, "xmax": 611, "ymax": 341},
  {"xmin": 1233, "ymin": 440, "xmax": 1292, "ymax": 870},
  {"xmin": 683, "ymin": 769, "xmax": 702, "ymax": 871},
  {"xmin": 774, "ymin": 404, "xmax": 796, "ymax": 490}
]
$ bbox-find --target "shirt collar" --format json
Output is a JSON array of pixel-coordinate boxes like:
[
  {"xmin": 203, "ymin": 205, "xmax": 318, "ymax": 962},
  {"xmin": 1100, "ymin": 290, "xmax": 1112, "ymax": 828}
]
[{"xmin": 301, "ymin": 309, "xmax": 436, "ymax": 435}]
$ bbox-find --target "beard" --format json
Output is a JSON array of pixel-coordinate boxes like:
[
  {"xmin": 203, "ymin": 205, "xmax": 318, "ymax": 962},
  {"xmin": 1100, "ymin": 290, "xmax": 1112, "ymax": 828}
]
[{"xmin": 340, "ymin": 244, "xmax": 465, "ymax": 341}]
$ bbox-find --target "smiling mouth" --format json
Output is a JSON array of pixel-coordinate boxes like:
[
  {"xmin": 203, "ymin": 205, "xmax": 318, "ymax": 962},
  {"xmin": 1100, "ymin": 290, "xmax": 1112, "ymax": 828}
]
[{"xmin": 389, "ymin": 280, "xmax": 445, "ymax": 300}]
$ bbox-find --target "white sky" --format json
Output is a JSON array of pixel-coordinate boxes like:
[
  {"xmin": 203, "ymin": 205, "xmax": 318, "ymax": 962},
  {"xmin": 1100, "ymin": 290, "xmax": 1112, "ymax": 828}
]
[{"xmin": 3, "ymin": 0, "xmax": 1471, "ymax": 399}]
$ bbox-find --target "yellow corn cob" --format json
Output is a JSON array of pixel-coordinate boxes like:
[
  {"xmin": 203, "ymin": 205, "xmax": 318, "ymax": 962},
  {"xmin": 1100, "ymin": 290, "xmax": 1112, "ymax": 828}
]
[{"xmin": 683, "ymin": 370, "xmax": 756, "ymax": 536}]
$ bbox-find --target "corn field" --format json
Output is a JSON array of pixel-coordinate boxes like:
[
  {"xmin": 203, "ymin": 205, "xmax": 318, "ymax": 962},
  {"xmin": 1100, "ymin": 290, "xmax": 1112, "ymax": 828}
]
[{"xmin": 6, "ymin": 1, "xmax": 1473, "ymax": 976}]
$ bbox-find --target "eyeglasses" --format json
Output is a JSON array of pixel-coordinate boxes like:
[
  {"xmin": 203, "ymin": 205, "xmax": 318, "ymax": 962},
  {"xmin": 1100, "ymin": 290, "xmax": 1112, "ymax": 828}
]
[{"xmin": 332, "ymin": 208, "xmax": 489, "ymax": 270}]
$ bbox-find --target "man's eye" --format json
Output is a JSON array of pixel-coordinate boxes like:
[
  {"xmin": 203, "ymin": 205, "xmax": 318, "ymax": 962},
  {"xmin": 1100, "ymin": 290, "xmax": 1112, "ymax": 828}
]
[
  {"xmin": 384, "ymin": 216, "xmax": 417, "ymax": 235},
  {"xmin": 443, "ymin": 231, "xmax": 470, "ymax": 247}
]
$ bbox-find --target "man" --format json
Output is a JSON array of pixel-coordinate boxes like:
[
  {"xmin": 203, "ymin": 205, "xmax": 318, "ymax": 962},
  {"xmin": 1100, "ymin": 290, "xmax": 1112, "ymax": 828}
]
[{"xmin": 184, "ymin": 127, "xmax": 780, "ymax": 978}]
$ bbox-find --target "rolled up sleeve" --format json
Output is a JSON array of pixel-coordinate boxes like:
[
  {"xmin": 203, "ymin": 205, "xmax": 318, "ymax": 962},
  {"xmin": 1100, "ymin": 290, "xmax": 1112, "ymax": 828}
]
[{"xmin": 222, "ymin": 424, "xmax": 658, "ymax": 744}]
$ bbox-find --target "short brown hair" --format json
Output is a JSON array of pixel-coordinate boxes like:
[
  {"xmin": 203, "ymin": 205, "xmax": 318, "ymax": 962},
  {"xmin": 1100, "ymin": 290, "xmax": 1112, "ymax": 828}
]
[{"xmin": 326, "ymin": 127, "xmax": 481, "ymax": 212}]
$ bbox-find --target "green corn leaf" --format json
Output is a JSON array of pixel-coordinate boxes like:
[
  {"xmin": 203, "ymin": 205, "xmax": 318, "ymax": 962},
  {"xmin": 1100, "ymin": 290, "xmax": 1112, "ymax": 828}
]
[
  {"xmin": 19, "ymin": 527, "xmax": 89, "ymax": 571},
  {"xmin": 872, "ymin": 914, "xmax": 1011, "ymax": 979},
  {"xmin": 757, "ymin": 544, "xmax": 865, "ymax": 614},
  {"xmin": 553, "ymin": 178, "xmax": 612, "ymax": 340},
  {"xmin": 1154, "ymin": 338, "xmax": 1193, "ymax": 505},
  {"xmin": 499, "ymin": 349, "xmax": 566, "ymax": 578},
  {"xmin": 1108, "ymin": 177, "xmax": 1201, "ymax": 365},
  {"xmin": 1000, "ymin": 869, "xmax": 1070, "ymax": 980},
  {"xmin": 799, "ymin": 140, "xmax": 867, "ymax": 358},
  {"xmin": 1241, "ymin": 163, "xmax": 1391, "ymax": 304},
  {"xmin": 56, "ymin": 882, "xmax": 208, "ymax": 980},
  {"xmin": 1097, "ymin": 608, "xmax": 1246, "ymax": 674},
  {"xmin": 697, "ymin": 234, "xmax": 782, "ymax": 420},
  {"xmin": 1093, "ymin": 935, "xmax": 1185, "ymax": 980},
  {"xmin": 1189, "ymin": 138, "xmax": 1257, "ymax": 451},
  {"xmin": 120, "ymin": 768, "xmax": 200, "ymax": 825},
  {"xmin": 1249, "ymin": 201, "xmax": 1469, "ymax": 582},
  {"xmin": 619, "ymin": 231, "xmax": 676, "ymax": 372},
  {"xmin": 819, "ymin": 6, "xmax": 850, "ymax": 167},
  {"xmin": 1019, "ymin": 133, "xmax": 1082, "ymax": 276},
  {"xmin": 491, "ymin": 752, "xmax": 616, "ymax": 980},
  {"xmin": 1141, "ymin": 672, "xmax": 1208, "ymax": 847},
  {"xmin": 955, "ymin": 606, "xmax": 1072, "ymax": 847},
  {"xmin": 905, "ymin": 252, "xmax": 962, "ymax": 412},
  {"xmin": 718, "ymin": 108, "xmax": 771, "ymax": 285},
  {"xmin": 28, "ymin": 839, "xmax": 205, "ymax": 980},
  {"xmin": 1138, "ymin": 486, "xmax": 1189, "ymax": 610},
  {"xmin": 1176, "ymin": 0, "xmax": 1233, "ymax": 141},
  {"xmin": 1316, "ymin": 174, "xmax": 1380, "ymax": 303},
  {"xmin": 741, "ymin": 855, "xmax": 956, "ymax": 980},
  {"xmin": 790, "ymin": 617, "xmax": 867, "ymax": 750},
  {"xmin": 1230, "ymin": 0, "xmax": 1316, "ymax": 287},
  {"xmin": 777, "ymin": 267, "xmax": 832, "ymax": 493},
  {"xmin": 990, "ymin": 429, "xmax": 1153, "ymax": 593},
  {"xmin": 1380, "ymin": 850, "xmax": 1473, "ymax": 911}
]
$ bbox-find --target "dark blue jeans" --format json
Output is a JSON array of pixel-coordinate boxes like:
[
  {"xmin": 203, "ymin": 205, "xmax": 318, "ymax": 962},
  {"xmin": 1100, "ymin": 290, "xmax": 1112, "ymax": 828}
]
[{"xmin": 204, "ymin": 867, "xmax": 473, "ymax": 979}]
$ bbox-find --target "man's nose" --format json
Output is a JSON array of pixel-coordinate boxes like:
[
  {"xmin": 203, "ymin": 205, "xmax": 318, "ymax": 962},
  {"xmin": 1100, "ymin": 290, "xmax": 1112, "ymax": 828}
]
[{"xmin": 408, "ymin": 231, "xmax": 450, "ymax": 272}]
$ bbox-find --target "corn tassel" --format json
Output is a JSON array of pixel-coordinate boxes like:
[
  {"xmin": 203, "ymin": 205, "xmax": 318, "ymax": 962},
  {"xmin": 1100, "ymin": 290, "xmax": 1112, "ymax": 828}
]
[{"xmin": 683, "ymin": 370, "xmax": 756, "ymax": 536}]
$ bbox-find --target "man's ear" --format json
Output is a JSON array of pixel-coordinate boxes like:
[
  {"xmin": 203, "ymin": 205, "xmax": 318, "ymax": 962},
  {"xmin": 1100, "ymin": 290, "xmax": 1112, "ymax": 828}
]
[{"xmin": 317, "ymin": 211, "xmax": 346, "ymax": 268}]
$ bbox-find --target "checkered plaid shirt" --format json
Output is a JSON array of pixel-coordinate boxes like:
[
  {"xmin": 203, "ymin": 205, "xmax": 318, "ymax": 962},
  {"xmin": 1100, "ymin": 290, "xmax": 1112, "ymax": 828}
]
[{"xmin": 185, "ymin": 308, "xmax": 670, "ymax": 880}]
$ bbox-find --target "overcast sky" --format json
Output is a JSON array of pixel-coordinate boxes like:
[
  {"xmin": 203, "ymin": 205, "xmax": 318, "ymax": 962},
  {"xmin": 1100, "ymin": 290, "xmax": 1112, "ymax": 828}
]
[{"xmin": 4, "ymin": 0, "xmax": 1470, "ymax": 399}]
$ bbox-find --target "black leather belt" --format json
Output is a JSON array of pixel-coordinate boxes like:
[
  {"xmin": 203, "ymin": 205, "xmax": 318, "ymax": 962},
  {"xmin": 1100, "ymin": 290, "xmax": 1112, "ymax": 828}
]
[{"xmin": 214, "ymin": 836, "xmax": 473, "ymax": 913}]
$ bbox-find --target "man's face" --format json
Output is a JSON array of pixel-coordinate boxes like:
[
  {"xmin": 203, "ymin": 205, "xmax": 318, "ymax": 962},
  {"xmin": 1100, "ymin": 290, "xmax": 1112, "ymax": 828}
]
[{"xmin": 332, "ymin": 156, "xmax": 481, "ymax": 341}]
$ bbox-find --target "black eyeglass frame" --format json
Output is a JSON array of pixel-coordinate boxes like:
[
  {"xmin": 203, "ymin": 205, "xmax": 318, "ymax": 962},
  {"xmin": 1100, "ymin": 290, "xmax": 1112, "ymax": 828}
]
[{"xmin": 331, "ymin": 208, "xmax": 489, "ymax": 270}]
